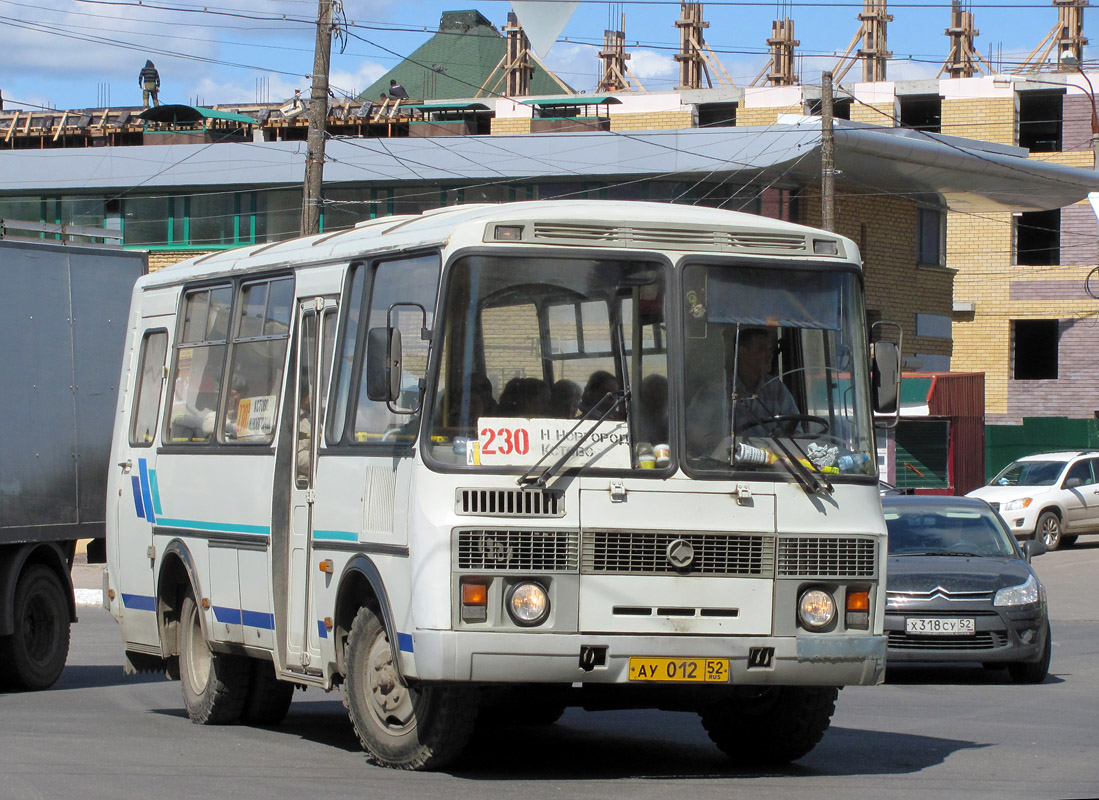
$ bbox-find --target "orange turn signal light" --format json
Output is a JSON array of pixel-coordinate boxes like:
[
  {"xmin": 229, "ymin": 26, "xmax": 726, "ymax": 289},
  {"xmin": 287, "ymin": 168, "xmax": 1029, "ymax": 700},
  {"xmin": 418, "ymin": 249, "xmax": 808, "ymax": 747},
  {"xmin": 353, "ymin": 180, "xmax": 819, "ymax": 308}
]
[
  {"xmin": 846, "ymin": 590, "xmax": 870, "ymax": 612},
  {"xmin": 461, "ymin": 582, "xmax": 488, "ymax": 606},
  {"xmin": 319, "ymin": 559, "xmax": 334, "ymax": 574}
]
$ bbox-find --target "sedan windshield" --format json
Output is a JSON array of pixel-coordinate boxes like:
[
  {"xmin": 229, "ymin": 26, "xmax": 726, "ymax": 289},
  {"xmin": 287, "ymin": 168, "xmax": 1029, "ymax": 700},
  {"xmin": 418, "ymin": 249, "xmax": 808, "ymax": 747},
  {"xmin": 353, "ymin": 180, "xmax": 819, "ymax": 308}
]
[
  {"xmin": 884, "ymin": 507, "xmax": 1016, "ymax": 557},
  {"xmin": 991, "ymin": 460, "xmax": 1065, "ymax": 487}
]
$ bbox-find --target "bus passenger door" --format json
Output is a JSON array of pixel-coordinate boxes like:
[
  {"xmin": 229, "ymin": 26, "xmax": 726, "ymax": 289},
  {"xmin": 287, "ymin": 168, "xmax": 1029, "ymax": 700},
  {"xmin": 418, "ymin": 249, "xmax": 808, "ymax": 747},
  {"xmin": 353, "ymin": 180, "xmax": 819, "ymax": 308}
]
[
  {"xmin": 286, "ymin": 297, "xmax": 337, "ymax": 669},
  {"xmin": 112, "ymin": 320, "xmax": 170, "ymax": 647}
]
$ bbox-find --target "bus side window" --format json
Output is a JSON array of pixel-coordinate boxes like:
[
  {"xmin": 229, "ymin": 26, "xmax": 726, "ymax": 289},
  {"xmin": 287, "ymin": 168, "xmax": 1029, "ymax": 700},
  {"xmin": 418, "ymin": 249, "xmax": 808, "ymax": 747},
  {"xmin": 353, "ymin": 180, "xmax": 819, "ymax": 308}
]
[
  {"xmin": 129, "ymin": 330, "xmax": 168, "ymax": 446},
  {"xmin": 166, "ymin": 285, "xmax": 232, "ymax": 444},
  {"xmin": 221, "ymin": 277, "xmax": 293, "ymax": 443},
  {"xmin": 348, "ymin": 254, "xmax": 439, "ymax": 444}
]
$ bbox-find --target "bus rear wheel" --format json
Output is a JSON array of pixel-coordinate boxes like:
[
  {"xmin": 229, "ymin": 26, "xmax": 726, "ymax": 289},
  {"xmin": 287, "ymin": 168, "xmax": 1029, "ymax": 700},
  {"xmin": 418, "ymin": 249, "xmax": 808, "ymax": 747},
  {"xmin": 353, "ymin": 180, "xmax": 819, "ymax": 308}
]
[
  {"xmin": 178, "ymin": 592, "xmax": 251, "ymax": 724},
  {"xmin": 343, "ymin": 605, "xmax": 478, "ymax": 770},
  {"xmin": 700, "ymin": 685, "xmax": 838, "ymax": 765},
  {"xmin": 0, "ymin": 565, "xmax": 70, "ymax": 691}
]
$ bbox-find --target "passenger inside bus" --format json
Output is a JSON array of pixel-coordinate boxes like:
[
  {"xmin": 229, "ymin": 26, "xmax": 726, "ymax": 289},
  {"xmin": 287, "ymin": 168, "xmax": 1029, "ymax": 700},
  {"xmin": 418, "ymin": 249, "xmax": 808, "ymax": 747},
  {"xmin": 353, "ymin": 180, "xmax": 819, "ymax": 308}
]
[
  {"xmin": 579, "ymin": 370, "xmax": 623, "ymax": 419},
  {"xmin": 498, "ymin": 377, "xmax": 550, "ymax": 417},
  {"xmin": 687, "ymin": 327, "xmax": 799, "ymax": 456},
  {"xmin": 549, "ymin": 379, "xmax": 581, "ymax": 418}
]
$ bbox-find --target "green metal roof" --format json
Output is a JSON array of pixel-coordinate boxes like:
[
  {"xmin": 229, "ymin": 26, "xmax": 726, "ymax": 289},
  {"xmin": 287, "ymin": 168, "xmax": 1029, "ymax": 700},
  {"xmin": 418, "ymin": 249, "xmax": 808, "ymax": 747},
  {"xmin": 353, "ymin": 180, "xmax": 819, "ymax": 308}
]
[
  {"xmin": 357, "ymin": 10, "xmax": 571, "ymax": 103},
  {"xmin": 137, "ymin": 105, "xmax": 258, "ymax": 125},
  {"xmin": 520, "ymin": 96, "xmax": 623, "ymax": 107},
  {"xmin": 399, "ymin": 102, "xmax": 492, "ymax": 111}
]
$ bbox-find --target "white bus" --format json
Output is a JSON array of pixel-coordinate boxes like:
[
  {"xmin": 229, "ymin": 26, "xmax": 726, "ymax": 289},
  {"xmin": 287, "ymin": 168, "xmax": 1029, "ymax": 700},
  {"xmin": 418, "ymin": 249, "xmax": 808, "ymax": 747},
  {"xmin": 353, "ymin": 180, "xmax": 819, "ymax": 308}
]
[{"xmin": 105, "ymin": 200, "xmax": 898, "ymax": 770}]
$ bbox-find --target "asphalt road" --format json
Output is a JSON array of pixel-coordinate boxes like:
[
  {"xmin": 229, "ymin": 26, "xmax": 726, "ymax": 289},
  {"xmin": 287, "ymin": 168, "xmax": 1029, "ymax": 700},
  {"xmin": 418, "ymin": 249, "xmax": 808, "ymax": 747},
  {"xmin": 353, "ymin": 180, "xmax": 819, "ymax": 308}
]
[{"xmin": 2, "ymin": 544, "xmax": 1097, "ymax": 800}]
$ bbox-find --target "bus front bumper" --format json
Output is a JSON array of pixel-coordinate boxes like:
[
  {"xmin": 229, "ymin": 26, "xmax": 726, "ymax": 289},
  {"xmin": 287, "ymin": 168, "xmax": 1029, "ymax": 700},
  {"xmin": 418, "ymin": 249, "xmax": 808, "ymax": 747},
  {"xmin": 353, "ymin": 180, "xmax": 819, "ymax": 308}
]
[{"xmin": 403, "ymin": 631, "xmax": 886, "ymax": 687}]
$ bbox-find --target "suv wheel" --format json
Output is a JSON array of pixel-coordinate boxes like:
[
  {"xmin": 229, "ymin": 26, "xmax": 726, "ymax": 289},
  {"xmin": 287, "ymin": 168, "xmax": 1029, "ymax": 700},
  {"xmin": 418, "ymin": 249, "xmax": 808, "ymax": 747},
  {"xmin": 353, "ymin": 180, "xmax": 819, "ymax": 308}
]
[{"xmin": 1036, "ymin": 510, "xmax": 1063, "ymax": 550}]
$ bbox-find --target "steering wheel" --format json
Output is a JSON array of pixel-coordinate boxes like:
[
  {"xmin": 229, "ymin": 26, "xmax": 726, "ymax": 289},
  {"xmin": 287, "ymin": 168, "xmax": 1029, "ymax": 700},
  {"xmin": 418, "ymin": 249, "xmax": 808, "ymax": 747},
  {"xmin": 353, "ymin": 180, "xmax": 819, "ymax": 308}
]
[{"xmin": 736, "ymin": 413, "xmax": 829, "ymax": 438}]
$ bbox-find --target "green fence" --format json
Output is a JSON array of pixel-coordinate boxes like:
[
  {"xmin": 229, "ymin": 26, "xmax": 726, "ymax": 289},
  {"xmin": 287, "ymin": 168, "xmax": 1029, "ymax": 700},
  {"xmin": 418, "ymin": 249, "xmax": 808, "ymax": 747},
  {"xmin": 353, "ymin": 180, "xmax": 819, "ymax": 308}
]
[{"xmin": 985, "ymin": 417, "xmax": 1099, "ymax": 481}]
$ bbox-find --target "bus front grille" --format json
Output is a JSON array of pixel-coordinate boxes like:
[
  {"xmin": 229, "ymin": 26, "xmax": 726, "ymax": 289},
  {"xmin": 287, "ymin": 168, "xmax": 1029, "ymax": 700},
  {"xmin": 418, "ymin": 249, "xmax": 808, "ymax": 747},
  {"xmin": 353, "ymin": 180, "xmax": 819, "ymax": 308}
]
[
  {"xmin": 456, "ymin": 530, "xmax": 579, "ymax": 571},
  {"xmin": 776, "ymin": 537, "xmax": 877, "ymax": 578},
  {"xmin": 581, "ymin": 532, "xmax": 774, "ymax": 576},
  {"xmin": 455, "ymin": 488, "xmax": 565, "ymax": 517}
]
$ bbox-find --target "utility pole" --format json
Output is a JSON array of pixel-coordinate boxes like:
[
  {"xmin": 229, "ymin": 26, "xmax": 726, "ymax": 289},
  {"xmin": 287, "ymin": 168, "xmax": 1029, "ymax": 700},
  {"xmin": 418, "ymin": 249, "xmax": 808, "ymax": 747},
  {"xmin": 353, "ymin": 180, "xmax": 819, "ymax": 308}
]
[
  {"xmin": 301, "ymin": 0, "xmax": 334, "ymax": 236},
  {"xmin": 821, "ymin": 71, "xmax": 836, "ymax": 232}
]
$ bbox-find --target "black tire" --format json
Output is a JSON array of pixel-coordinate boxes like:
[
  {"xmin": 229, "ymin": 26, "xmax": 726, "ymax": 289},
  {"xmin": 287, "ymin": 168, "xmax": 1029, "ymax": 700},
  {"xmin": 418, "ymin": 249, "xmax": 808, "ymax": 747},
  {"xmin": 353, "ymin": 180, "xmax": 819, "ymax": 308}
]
[
  {"xmin": 178, "ymin": 593, "xmax": 251, "ymax": 724},
  {"xmin": 700, "ymin": 686, "xmax": 838, "ymax": 765},
  {"xmin": 1008, "ymin": 622, "xmax": 1052, "ymax": 684},
  {"xmin": 0, "ymin": 565, "xmax": 70, "ymax": 691},
  {"xmin": 1036, "ymin": 511, "xmax": 1063, "ymax": 550},
  {"xmin": 241, "ymin": 659, "xmax": 295, "ymax": 726},
  {"xmin": 1060, "ymin": 535, "xmax": 1078, "ymax": 548},
  {"xmin": 343, "ymin": 605, "xmax": 478, "ymax": 770}
]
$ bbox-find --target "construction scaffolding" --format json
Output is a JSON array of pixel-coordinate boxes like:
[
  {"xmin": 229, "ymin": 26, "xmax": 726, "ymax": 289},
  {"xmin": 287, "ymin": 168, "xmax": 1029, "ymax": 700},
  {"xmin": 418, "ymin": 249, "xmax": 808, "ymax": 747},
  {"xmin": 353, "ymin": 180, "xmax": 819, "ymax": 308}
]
[
  {"xmin": 939, "ymin": 0, "xmax": 993, "ymax": 78},
  {"xmin": 752, "ymin": 18, "xmax": 800, "ymax": 86},
  {"xmin": 833, "ymin": 0, "xmax": 893, "ymax": 83},
  {"xmin": 1014, "ymin": 0, "xmax": 1089, "ymax": 73},
  {"xmin": 598, "ymin": 14, "xmax": 644, "ymax": 92},
  {"xmin": 675, "ymin": 3, "xmax": 735, "ymax": 90}
]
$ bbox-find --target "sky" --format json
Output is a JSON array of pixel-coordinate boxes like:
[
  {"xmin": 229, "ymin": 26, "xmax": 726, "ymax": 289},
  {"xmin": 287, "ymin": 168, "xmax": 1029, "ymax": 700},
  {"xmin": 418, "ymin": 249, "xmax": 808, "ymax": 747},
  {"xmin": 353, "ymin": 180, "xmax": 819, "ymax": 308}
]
[{"xmin": 0, "ymin": 0, "xmax": 1091, "ymax": 113}]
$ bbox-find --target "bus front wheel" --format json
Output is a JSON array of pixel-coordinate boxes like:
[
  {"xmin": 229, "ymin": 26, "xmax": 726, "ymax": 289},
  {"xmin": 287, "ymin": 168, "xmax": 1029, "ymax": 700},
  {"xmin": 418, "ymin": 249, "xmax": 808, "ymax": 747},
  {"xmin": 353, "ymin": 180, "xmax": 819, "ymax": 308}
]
[
  {"xmin": 700, "ymin": 685, "xmax": 838, "ymax": 765},
  {"xmin": 178, "ymin": 592, "xmax": 251, "ymax": 724},
  {"xmin": 344, "ymin": 605, "xmax": 478, "ymax": 770}
]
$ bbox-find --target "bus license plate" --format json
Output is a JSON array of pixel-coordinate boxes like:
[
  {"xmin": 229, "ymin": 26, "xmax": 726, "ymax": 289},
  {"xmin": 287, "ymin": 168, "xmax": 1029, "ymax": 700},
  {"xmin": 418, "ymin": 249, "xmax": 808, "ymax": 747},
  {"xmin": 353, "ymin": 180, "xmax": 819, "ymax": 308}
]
[
  {"xmin": 628, "ymin": 658, "xmax": 729, "ymax": 683},
  {"xmin": 905, "ymin": 617, "xmax": 976, "ymax": 635}
]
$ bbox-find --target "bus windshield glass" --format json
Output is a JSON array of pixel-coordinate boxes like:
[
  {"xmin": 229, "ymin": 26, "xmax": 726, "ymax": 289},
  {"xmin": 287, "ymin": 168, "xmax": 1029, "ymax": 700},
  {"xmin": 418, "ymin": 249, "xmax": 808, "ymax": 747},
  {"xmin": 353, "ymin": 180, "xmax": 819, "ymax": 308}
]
[
  {"xmin": 426, "ymin": 254, "xmax": 667, "ymax": 472},
  {"xmin": 682, "ymin": 262, "xmax": 876, "ymax": 479}
]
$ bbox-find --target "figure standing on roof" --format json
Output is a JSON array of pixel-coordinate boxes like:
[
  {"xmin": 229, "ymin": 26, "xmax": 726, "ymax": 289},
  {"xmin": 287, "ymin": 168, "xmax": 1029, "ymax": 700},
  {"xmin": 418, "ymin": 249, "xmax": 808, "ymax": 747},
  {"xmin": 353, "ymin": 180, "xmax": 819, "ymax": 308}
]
[{"xmin": 139, "ymin": 60, "xmax": 160, "ymax": 108}]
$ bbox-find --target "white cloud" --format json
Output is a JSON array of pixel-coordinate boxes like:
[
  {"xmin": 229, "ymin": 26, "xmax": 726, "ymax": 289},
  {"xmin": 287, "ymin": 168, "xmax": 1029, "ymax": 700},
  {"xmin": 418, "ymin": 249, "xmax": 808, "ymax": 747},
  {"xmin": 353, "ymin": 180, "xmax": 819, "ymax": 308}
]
[{"xmin": 628, "ymin": 50, "xmax": 676, "ymax": 81}]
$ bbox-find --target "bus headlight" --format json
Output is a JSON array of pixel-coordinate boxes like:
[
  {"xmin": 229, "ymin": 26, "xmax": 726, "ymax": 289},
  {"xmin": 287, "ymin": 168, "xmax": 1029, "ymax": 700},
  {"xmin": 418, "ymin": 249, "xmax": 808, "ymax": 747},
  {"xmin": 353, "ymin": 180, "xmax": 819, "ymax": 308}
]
[
  {"xmin": 798, "ymin": 589, "xmax": 836, "ymax": 630},
  {"xmin": 506, "ymin": 582, "xmax": 550, "ymax": 627}
]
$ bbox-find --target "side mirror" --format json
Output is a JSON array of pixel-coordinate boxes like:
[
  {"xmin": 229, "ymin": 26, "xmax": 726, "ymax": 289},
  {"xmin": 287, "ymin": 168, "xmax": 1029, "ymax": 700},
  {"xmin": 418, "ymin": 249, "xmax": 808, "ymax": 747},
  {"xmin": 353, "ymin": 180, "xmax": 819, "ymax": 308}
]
[
  {"xmin": 1064, "ymin": 477, "xmax": 1084, "ymax": 489},
  {"xmin": 366, "ymin": 326, "xmax": 402, "ymax": 403},
  {"xmin": 1024, "ymin": 538, "xmax": 1047, "ymax": 560},
  {"xmin": 871, "ymin": 340, "xmax": 901, "ymax": 414}
]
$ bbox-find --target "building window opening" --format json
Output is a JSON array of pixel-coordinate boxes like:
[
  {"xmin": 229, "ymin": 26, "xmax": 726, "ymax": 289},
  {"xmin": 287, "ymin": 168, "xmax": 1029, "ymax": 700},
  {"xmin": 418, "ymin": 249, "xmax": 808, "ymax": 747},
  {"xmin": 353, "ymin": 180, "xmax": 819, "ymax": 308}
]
[
  {"xmin": 697, "ymin": 102, "xmax": 738, "ymax": 128},
  {"xmin": 1018, "ymin": 91, "xmax": 1063, "ymax": 152},
  {"xmin": 1016, "ymin": 209, "xmax": 1060, "ymax": 266},
  {"xmin": 917, "ymin": 207, "xmax": 944, "ymax": 266},
  {"xmin": 899, "ymin": 95, "xmax": 942, "ymax": 133},
  {"xmin": 806, "ymin": 99, "xmax": 851, "ymax": 119},
  {"xmin": 1013, "ymin": 319, "xmax": 1059, "ymax": 380}
]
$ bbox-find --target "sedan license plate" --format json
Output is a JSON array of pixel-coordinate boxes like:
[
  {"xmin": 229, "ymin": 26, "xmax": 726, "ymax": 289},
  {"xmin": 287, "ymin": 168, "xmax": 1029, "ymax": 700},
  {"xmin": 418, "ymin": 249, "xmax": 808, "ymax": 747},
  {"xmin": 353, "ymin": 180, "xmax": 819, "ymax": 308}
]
[
  {"xmin": 905, "ymin": 617, "xmax": 976, "ymax": 636},
  {"xmin": 628, "ymin": 657, "xmax": 729, "ymax": 683}
]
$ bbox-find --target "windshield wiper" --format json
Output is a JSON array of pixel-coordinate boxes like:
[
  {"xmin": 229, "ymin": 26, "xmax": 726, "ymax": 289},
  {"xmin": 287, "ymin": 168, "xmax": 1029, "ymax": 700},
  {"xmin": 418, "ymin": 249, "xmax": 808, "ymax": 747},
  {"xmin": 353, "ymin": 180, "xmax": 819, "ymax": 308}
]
[
  {"xmin": 758, "ymin": 433, "xmax": 834, "ymax": 495},
  {"xmin": 517, "ymin": 391, "xmax": 628, "ymax": 488}
]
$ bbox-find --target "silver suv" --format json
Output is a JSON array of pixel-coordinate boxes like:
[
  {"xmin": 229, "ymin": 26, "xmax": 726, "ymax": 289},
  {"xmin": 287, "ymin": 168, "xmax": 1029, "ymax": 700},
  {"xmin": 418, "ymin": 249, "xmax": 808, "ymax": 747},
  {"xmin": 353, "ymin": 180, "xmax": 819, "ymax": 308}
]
[{"xmin": 966, "ymin": 451, "xmax": 1099, "ymax": 550}]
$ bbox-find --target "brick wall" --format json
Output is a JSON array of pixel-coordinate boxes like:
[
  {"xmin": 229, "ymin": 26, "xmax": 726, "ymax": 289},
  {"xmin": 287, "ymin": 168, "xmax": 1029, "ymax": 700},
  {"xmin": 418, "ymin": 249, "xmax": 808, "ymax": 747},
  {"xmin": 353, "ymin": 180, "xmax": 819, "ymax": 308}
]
[
  {"xmin": 798, "ymin": 188, "xmax": 954, "ymax": 359},
  {"xmin": 998, "ymin": 318, "xmax": 1099, "ymax": 423},
  {"xmin": 735, "ymin": 105, "xmax": 803, "ymax": 127},
  {"xmin": 610, "ymin": 111, "xmax": 695, "ymax": 131},
  {"xmin": 848, "ymin": 102, "xmax": 895, "ymax": 127},
  {"xmin": 491, "ymin": 118, "xmax": 532, "ymax": 135},
  {"xmin": 147, "ymin": 251, "xmax": 201, "ymax": 272},
  {"xmin": 941, "ymin": 97, "xmax": 1015, "ymax": 145}
]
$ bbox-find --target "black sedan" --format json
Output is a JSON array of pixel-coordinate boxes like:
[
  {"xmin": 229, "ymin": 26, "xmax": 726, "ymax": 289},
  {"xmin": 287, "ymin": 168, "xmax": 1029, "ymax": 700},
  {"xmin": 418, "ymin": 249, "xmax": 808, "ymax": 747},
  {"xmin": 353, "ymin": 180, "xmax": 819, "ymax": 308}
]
[{"xmin": 882, "ymin": 495, "xmax": 1051, "ymax": 683}]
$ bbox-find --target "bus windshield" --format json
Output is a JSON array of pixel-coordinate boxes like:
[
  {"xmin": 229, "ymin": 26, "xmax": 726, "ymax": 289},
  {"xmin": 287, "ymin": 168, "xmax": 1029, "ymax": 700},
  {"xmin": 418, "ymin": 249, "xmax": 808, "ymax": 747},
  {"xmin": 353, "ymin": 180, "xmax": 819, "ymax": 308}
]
[
  {"xmin": 425, "ymin": 254, "xmax": 666, "ymax": 472},
  {"xmin": 682, "ymin": 262, "xmax": 876, "ymax": 479}
]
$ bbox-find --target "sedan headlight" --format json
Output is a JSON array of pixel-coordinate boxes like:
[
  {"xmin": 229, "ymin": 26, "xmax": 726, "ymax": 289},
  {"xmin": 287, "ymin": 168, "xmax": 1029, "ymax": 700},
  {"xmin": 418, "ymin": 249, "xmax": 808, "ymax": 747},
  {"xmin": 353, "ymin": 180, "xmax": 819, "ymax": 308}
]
[
  {"xmin": 1002, "ymin": 497, "xmax": 1033, "ymax": 512},
  {"xmin": 994, "ymin": 574, "xmax": 1042, "ymax": 607}
]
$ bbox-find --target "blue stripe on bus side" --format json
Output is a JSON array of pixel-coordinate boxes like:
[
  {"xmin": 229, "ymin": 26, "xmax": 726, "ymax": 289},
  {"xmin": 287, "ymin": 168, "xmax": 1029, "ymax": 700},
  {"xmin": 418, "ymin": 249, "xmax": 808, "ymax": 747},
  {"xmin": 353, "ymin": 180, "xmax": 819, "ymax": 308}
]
[
  {"xmin": 131, "ymin": 476, "xmax": 146, "ymax": 520},
  {"xmin": 317, "ymin": 620, "xmax": 328, "ymax": 639},
  {"xmin": 212, "ymin": 606, "xmax": 243, "ymax": 625},
  {"xmin": 149, "ymin": 468, "xmax": 163, "ymax": 515},
  {"xmin": 121, "ymin": 593, "xmax": 156, "ymax": 611},
  {"xmin": 241, "ymin": 610, "xmax": 275, "ymax": 629},
  {"xmin": 138, "ymin": 458, "xmax": 157, "ymax": 524},
  {"xmin": 397, "ymin": 632, "xmax": 413, "ymax": 653}
]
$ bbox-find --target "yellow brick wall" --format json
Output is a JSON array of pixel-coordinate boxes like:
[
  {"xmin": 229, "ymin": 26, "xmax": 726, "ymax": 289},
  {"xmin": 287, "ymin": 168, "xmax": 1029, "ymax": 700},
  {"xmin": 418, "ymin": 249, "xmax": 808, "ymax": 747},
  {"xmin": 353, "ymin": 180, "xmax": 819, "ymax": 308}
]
[
  {"xmin": 490, "ymin": 118, "xmax": 532, "ymax": 135},
  {"xmin": 848, "ymin": 102, "xmax": 895, "ymax": 127},
  {"xmin": 735, "ymin": 105, "xmax": 803, "ymax": 127},
  {"xmin": 941, "ymin": 97, "xmax": 1015, "ymax": 145},
  {"xmin": 799, "ymin": 188, "xmax": 954, "ymax": 359},
  {"xmin": 610, "ymin": 110, "xmax": 695, "ymax": 131},
  {"xmin": 147, "ymin": 251, "xmax": 203, "ymax": 272}
]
